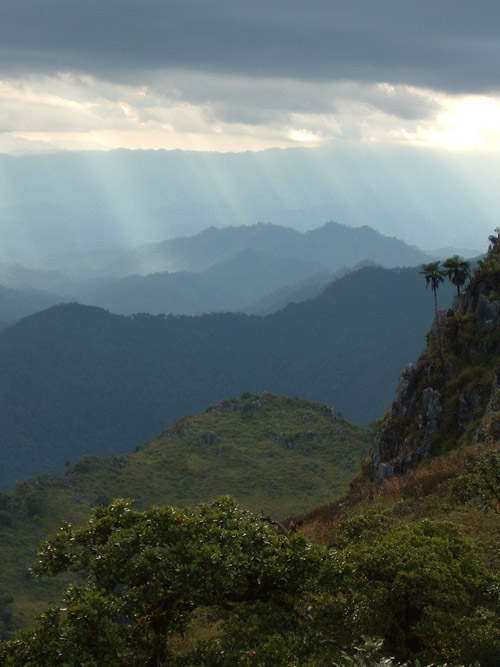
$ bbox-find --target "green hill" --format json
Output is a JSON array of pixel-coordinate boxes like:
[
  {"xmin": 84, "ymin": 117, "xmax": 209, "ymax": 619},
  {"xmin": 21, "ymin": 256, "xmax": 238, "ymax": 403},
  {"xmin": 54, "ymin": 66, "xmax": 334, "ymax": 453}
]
[{"xmin": 0, "ymin": 393, "xmax": 369, "ymax": 629}]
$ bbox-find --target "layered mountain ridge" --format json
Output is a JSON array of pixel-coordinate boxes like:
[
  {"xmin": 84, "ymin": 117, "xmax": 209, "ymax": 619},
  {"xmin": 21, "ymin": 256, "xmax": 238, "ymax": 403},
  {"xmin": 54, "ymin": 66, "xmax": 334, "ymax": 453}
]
[
  {"xmin": 0, "ymin": 264, "xmax": 454, "ymax": 489},
  {"xmin": 0, "ymin": 220, "xmax": 432, "ymax": 324}
]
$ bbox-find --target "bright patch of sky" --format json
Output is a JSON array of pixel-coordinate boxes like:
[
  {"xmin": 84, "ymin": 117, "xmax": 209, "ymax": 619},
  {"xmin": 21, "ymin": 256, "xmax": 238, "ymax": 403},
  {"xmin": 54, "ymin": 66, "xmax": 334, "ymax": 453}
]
[
  {"xmin": 2, "ymin": 72, "xmax": 500, "ymax": 154},
  {"xmin": 1, "ymin": 1, "xmax": 500, "ymax": 155}
]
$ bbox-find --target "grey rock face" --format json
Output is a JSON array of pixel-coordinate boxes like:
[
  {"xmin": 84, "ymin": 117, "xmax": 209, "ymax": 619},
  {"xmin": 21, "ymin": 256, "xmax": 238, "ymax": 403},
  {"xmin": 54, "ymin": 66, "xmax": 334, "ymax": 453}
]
[
  {"xmin": 372, "ymin": 380, "xmax": 442, "ymax": 482},
  {"xmin": 377, "ymin": 462, "xmax": 395, "ymax": 483},
  {"xmin": 429, "ymin": 309, "xmax": 453, "ymax": 339},
  {"xmin": 372, "ymin": 254, "xmax": 500, "ymax": 483},
  {"xmin": 474, "ymin": 364, "xmax": 500, "ymax": 445},
  {"xmin": 374, "ymin": 420, "xmax": 402, "ymax": 462},
  {"xmin": 443, "ymin": 360, "xmax": 454, "ymax": 383},
  {"xmin": 422, "ymin": 388, "xmax": 443, "ymax": 433},
  {"xmin": 486, "ymin": 366, "xmax": 500, "ymax": 413},
  {"xmin": 476, "ymin": 295, "xmax": 500, "ymax": 329},
  {"xmin": 392, "ymin": 363, "xmax": 418, "ymax": 419}
]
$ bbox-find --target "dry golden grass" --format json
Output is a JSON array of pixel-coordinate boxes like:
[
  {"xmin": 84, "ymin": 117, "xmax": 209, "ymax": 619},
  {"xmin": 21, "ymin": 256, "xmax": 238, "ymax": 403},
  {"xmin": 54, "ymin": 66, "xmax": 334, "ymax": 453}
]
[
  {"xmin": 379, "ymin": 441, "xmax": 500, "ymax": 502},
  {"xmin": 296, "ymin": 440, "xmax": 500, "ymax": 546}
]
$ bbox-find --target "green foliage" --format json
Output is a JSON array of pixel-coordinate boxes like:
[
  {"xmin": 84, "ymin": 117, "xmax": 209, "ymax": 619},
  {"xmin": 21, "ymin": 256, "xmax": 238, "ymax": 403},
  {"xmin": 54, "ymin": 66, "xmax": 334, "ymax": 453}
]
[
  {"xmin": 420, "ymin": 261, "xmax": 445, "ymax": 316},
  {"xmin": 331, "ymin": 519, "xmax": 500, "ymax": 665},
  {"xmin": 51, "ymin": 393, "xmax": 369, "ymax": 520},
  {"xmin": 455, "ymin": 447, "xmax": 500, "ymax": 514},
  {"xmin": 1, "ymin": 497, "xmax": 326, "ymax": 666},
  {"xmin": 2, "ymin": 500, "xmax": 498, "ymax": 666},
  {"xmin": 443, "ymin": 256, "xmax": 471, "ymax": 296},
  {"xmin": 335, "ymin": 508, "xmax": 394, "ymax": 546},
  {"xmin": 0, "ymin": 393, "xmax": 369, "ymax": 634},
  {"xmin": 0, "ymin": 592, "xmax": 14, "ymax": 641},
  {"xmin": 420, "ymin": 261, "xmax": 445, "ymax": 292}
]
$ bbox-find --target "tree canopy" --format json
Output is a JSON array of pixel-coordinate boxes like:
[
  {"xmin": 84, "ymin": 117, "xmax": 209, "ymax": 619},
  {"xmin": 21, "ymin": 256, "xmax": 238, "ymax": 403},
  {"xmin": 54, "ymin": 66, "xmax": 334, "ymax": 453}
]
[
  {"xmin": 442, "ymin": 255, "xmax": 471, "ymax": 295},
  {"xmin": 0, "ymin": 498, "xmax": 325, "ymax": 666},
  {"xmin": 2, "ymin": 498, "xmax": 499, "ymax": 666}
]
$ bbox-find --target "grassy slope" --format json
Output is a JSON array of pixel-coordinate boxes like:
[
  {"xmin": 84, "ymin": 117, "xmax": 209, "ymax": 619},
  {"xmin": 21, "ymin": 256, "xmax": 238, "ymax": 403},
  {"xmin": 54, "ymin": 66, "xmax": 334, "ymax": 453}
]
[
  {"xmin": 298, "ymin": 442, "xmax": 500, "ymax": 606},
  {"xmin": 1, "ymin": 393, "xmax": 370, "ymax": 628}
]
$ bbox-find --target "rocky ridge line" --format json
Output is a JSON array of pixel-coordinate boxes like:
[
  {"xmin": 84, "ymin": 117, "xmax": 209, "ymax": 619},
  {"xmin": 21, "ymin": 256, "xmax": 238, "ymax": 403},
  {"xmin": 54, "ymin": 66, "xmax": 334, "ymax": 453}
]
[{"xmin": 372, "ymin": 235, "xmax": 500, "ymax": 482}]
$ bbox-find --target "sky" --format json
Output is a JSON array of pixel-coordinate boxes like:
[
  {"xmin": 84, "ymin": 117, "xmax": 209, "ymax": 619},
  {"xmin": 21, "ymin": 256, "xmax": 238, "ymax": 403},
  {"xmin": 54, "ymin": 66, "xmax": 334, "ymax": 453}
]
[{"xmin": 2, "ymin": 0, "xmax": 500, "ymax": 154}]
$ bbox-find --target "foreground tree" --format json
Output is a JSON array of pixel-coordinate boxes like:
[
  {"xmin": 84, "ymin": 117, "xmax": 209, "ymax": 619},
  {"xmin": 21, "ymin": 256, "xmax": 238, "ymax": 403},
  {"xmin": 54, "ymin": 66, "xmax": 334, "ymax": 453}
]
[
  {"xmin": 457, "ymin": 447, "xmax": 500, "ymax": 514},
  {"xmin": 337, "ymin": 518, "xmax": 500, "ymax": 665},
  {"xmin": 1, "ymin": 499, "xmax": 499, "ymax": 665},
  {"xmin": 0, "ymin": 497, "xmax": 325, "ymax": 666},
  {"xmin": 488, "ymin": 227, "xmax": 500, "ymax": 251}
]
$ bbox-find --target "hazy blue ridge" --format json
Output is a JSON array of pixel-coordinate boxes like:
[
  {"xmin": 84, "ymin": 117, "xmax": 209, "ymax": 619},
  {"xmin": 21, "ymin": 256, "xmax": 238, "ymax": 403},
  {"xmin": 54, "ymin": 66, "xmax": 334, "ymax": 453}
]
[{"xmin": 0, "ymin": 264, "xmax": 455, "ymax": 489}]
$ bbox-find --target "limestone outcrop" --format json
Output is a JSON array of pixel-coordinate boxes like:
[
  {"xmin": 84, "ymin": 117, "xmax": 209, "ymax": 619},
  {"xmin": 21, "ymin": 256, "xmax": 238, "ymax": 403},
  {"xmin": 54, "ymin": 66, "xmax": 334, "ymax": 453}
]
[{"xmin": 372, "ymin": 238, "xmax": 500, "ymax": 482}]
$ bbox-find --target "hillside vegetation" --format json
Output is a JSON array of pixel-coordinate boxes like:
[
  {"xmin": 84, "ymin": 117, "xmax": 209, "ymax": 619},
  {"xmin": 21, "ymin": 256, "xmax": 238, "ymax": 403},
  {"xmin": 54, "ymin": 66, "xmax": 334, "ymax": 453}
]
[
  {"xmin": 0, "ymin": 393, "xmax": 369, "ymax": 632},
  {"xmin": 294, "ymin": 235, "xmax": 500, "ymax": 663}
]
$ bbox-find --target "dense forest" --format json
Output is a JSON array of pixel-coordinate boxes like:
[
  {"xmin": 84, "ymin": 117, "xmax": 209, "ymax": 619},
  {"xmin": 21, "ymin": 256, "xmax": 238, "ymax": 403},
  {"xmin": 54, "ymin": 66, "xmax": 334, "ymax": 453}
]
[{"xmin": 0, "ymin": 264, "xmax": 454, "ymax": 489}]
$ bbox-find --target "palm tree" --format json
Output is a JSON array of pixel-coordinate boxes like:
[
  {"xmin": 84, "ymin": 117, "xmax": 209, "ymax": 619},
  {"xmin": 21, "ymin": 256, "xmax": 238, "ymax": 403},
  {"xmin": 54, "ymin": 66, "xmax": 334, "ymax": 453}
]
[
  {"xmin": 420, "ymin": 261, "xmax": 445, "ymax": 323},
  {"xmin": 489, "ymin": 227, "xmax": 500, "ymax": 252},
  {"xmin": 443, "ymin": 255, "xmax": 470, "ymax": 296}
]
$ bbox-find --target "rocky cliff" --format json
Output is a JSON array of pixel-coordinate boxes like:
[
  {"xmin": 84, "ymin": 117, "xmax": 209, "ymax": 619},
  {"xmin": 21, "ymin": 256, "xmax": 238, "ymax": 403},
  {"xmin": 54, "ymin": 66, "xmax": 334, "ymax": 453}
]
[{"xmin": 372, "ymin": 233, "xmax": 500, "ymax": 482}]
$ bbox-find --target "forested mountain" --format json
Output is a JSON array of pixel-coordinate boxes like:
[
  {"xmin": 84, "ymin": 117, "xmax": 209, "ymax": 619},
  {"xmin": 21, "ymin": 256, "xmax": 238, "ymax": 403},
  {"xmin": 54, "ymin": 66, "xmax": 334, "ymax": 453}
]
[
  {"xmin": 108, "ymin": 221, "xmax": 429, "ymax": 276},
  {"xmin": 0, "ymin": 220, "xmax": 432, "ymax": 321},
  {"xmin": 70, "ymin": 248, "xmax": 329, "ymax": 316},
  {"xmin": 1, "ymin": 236, "xmax": 500, "ymax": 666},
  {"xmin": 75, "ymin": 221, "xmax": 428, "ymax": 316},
  {"xmin": 0, "ymin": 264, "xmax": 455, "ymax": 489}
]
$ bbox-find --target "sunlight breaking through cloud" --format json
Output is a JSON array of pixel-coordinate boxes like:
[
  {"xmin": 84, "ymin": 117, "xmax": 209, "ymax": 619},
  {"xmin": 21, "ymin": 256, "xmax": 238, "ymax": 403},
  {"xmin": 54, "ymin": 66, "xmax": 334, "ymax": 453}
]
[{"xmin": 1, "ymin": 71, "xmax": 500, "ymax": 155}]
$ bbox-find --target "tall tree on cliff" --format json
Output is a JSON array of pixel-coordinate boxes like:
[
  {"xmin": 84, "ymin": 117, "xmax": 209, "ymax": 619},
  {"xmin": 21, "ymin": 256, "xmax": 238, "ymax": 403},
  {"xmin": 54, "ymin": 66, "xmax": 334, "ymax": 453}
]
[
  {"xmin": 443, "ymin": 255, "xmax": 470, "ymax": 296},
  {"xmin": 420, "ymin": 261, "xmax": 445, "ymax": 323}
]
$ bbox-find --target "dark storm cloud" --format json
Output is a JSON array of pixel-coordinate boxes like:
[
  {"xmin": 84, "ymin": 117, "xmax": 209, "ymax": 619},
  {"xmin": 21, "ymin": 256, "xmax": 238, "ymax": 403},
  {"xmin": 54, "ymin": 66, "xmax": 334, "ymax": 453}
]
[{"xmin": 1, "ymin": 0, "xmax": 500, "ymax": 93}]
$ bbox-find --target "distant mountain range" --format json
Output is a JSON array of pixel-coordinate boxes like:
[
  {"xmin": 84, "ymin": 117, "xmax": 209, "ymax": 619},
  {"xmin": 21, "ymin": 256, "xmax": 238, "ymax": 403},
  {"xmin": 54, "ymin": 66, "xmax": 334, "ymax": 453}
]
[
  {"xmin": 69, "ymin": 247, "xmax": 330, "ymax": 317},
  {"xmin": 0, "ymin": 221, "xmax": 433, "ymax": 323},
  {"xmin": 0, "ymin": 147, "xmax": 494, "ymax": 267},
  {"xmin": 0, "ymin": 264, "xmax": 455, "ymax": 489},
  {"xmin": 106, "ymin": 220, "xmax": 430, "ymax": 276},
  {"xmin": 69, "ymin": 220, "xmax": 432, "ymax": 316}
]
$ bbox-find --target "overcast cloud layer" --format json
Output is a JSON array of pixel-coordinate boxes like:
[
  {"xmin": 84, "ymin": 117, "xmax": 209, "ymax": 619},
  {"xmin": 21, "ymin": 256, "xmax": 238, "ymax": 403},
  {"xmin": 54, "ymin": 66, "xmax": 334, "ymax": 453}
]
[
  {"xmin": 1, "ymin": 0, "xmax": 500, "ymax": 93},
  {"xmin": 1, "ymin": 1, "xmax": 500, "ymax": 153}
]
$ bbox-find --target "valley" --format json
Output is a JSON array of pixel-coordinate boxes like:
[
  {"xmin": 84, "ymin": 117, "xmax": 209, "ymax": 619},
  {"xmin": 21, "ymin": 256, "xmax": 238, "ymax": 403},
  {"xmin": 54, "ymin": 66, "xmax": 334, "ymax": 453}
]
[{"xmin": 0, "ymin": 262, "xmax": 455, "ymax": 489}]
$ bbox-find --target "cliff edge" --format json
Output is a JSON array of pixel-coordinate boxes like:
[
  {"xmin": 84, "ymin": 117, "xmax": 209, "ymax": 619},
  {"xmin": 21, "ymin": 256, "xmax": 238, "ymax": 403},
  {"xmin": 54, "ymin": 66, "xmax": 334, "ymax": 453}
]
[{"xmin": 372, "ymin": 232, "xmax": 500, "ymax": 482}]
